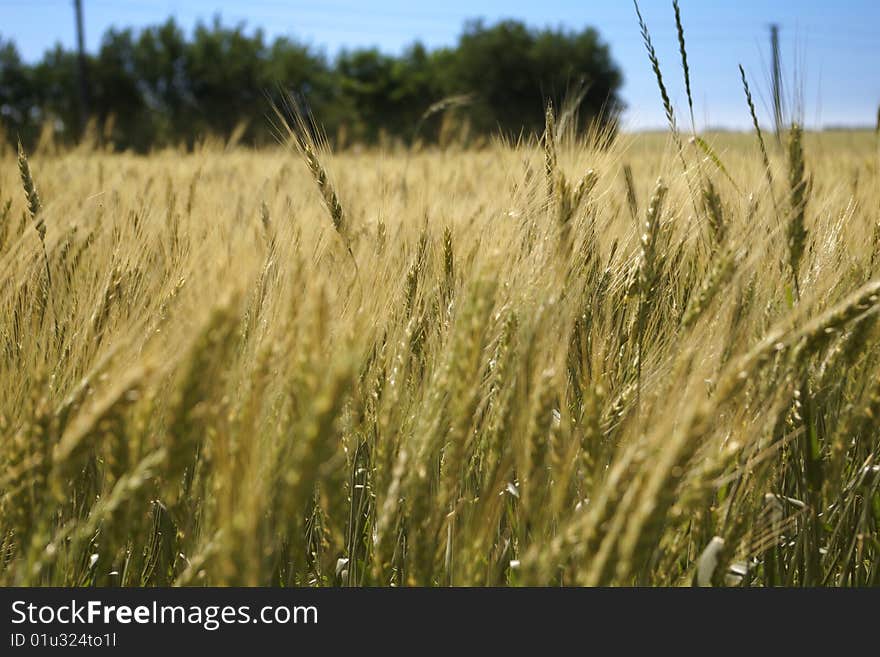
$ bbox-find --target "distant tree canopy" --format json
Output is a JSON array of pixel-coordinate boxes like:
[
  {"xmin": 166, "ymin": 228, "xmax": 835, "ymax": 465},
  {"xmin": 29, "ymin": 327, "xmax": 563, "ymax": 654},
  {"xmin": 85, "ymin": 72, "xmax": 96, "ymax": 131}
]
[{"xmin": 0, "ymin": 17, "xmax": 623, "ymax": 151}]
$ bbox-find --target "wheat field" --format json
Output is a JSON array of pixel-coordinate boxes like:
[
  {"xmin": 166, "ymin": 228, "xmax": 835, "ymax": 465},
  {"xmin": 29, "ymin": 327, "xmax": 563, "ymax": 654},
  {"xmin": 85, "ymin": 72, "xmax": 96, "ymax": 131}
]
[{"xmin": 0, "ymin": 113, "xmax": 878, "ymax": 587}]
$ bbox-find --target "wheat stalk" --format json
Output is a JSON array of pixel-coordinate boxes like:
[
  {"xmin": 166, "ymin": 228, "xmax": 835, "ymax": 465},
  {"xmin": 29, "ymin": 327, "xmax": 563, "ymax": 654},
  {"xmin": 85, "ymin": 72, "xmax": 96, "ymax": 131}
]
[
  {"xmin": 673, "ymin": 0, "xmax": 695, "ymax": 131},
  {"xmin": 786, "ymin": 123, "xmax": 810, "ymax": 297}
]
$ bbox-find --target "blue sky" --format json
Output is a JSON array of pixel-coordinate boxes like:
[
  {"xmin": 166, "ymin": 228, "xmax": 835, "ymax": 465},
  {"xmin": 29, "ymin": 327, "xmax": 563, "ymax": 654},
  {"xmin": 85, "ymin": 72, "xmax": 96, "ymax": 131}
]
[{"xmin": 1, "ymin": 0, "xmax": 878, "ymax": 129}]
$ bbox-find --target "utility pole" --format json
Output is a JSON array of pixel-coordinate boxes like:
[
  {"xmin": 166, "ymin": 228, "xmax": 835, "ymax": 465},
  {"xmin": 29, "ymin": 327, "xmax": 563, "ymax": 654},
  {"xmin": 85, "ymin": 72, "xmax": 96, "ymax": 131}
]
[
  {"xmin": 770, "ymin": 23, "xmax": 782, "ymax": 142},
  {"xmin": 73, "ymin": 0, "xmax": 90, "ymax": 134}
]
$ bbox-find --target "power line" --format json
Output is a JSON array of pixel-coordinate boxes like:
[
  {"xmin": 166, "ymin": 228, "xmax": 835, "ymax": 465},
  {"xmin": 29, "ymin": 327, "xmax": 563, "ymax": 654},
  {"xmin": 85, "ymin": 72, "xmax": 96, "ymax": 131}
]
[{"xmin": 74, "ymin": 0, "xmax": 90, "ymax": 131}]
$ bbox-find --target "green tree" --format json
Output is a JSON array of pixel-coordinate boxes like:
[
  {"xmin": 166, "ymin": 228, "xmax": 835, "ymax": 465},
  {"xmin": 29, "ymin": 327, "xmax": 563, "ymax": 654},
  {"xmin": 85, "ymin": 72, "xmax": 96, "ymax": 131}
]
[
  {"xmin": 0, "ymin": 38, "xmax": 37, "ymax": 142},
  {"xmin": 30, "ymin": 45, "xmax": 82, "ymax": 142},
  {"xmin": 450, "ymin": 20, "xmax": 622, "ymax": 137},
  {"xmin": 132, "ymin": 19, "xmax": 193, "ymax": 145},
  {"xmin": 92, "ymin": 28, "xmax": 151, "ymax": 149},
  {"xmin": 0, "ymin": 17, "xmax": 622, "ymax": 151}
]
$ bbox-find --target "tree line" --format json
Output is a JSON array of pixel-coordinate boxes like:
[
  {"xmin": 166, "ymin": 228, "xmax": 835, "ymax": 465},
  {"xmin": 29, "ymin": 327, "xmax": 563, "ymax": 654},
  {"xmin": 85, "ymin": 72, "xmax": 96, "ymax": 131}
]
[{"xmin": 0, "ymin": 17, "xmax": 623, "ymax": 151}]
